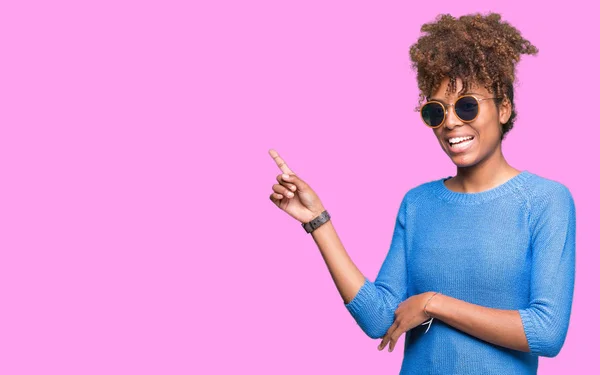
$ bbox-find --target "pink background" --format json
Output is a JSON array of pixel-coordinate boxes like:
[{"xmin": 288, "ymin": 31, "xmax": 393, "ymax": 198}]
[{"xmin": 1, "ymin": 1, "xmax": 598, "ymax": 374}]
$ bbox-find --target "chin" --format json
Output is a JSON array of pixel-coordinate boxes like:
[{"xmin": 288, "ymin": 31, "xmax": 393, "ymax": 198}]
[
  {"xmin": 449, "ymin": 154, "xmax": 480, "ymax": 168},
  {"xmin": 444, "ymin": 143, "xmax": 481, "ymax": 167}
]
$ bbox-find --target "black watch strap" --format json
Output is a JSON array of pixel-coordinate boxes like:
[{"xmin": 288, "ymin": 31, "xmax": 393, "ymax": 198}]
[{"xmin": 302, "ymin": 210, "xmax": 330, "ymax": 233}]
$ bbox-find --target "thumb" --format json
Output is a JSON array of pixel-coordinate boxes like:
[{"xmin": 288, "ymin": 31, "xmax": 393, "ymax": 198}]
[{"xmin": 282, "ymin": 173, "xmax": 308, "ymax": 191}]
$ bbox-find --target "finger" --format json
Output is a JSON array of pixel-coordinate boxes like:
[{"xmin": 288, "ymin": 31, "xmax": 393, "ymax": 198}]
[
  {"xmin": 281, "ymin": 173, "xmax": 309, "ymax": 192},
  {"xmin": 388, "ymin": 338, "xmax": 397, "ymax": 352},
  {"xmin": 269, "ymin": 193, "xmax": 285, "ymax": 207},
  {"xmin": 276, "ymin": 174, "xmax": 297, "ymax": 192},
  {"xmin": 270, "ymin": 192, "xmax": 284, "ymax": 200},
  {"xmin": 387, "ymin": 333, "xmax": 398, "ymax": 352},
  {"xmin": 379, "ymin": 322, "xmax": 397, "ymax": 351},
  {"xmin": 384, "ymin": 320, "xmax": 401, "ymax": 352},
  {"xmin": 269, "ymin": 149, "xmax": 295, "ymax": 175},
  {"xmin": 389, "ymin": 325, "xmax": 405, "ymax": 352},
  {"xmin": 378, "ymin": 336, "xmax": 388, "ymax": 351},
  {"xmin": 273, "ymin": 184, "xmax": 294, "ymax": 199}
]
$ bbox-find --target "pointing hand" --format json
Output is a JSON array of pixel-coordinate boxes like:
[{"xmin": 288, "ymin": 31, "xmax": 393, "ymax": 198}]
[{"xmin": 268, "ymin": 149, "xmax": 326, "ymax": 224}]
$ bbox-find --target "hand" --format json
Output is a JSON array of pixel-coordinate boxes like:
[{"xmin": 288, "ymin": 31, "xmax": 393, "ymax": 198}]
[
  {"xmin": 377, "ymin": 292, "xmax": 436, "ymax": 352},
  {"xmin": 268, "ymin": 149, "xmax": 326, "ymax": 224}
]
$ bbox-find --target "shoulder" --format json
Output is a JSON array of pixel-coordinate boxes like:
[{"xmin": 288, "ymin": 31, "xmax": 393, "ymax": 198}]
[
  {"xmin": 518, "ymin": 171, "xmax": 576, "ymax": 227},
  {"xmin": 399, "ymin": 176, "xmax": 446, "ymax": 209},
  {"xmin": 394, "ymin": 178, "xmax": 441, "ymax": 223},
  {"xmin": 519, "ymin": 171, "xmax": 575, "ymax": 208}
]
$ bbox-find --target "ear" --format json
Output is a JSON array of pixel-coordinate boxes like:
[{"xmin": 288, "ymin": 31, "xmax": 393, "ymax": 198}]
[{"xmin": 499, "ymin": 97, "xmax": 512, "ymax": 125}]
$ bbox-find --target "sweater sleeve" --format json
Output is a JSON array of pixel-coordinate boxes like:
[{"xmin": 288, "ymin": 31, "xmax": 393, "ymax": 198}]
[
  {"xmin": 518, "ymin": 183, "xmax": 576, "ymax": 357},
  {"xmin": 344, "ymin": 195, "xmax": 409, "ymax": 339}
]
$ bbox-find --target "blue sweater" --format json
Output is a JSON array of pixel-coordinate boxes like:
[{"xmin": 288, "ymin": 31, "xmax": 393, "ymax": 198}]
[{"xmin": 345, "ymin": 170, "xmax": 576, "ymax": 374}]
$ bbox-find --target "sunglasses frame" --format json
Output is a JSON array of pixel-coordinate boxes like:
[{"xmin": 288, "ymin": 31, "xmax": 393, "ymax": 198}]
[{"xmin": 420, "ymin": 94, "xmax": 501, "ymax": 129}]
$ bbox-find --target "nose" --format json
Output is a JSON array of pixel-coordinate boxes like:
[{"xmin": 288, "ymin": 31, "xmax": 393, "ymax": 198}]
[{"xmin": 444, "ymin": 104, "xmax": 463, "ymax": 129}]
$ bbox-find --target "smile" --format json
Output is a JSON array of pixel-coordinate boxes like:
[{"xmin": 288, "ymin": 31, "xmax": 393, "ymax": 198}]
[{"xmin": 447, "ymin": 136, "xmax": 475, "ymax": 153}]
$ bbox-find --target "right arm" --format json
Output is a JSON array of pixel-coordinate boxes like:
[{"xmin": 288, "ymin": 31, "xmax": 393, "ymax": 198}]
[
  {"xmin": 310, "ymin": 197, "xmax": 410, "ymax": 339},
  {"xmin": 267, "ymin": 150, "xmax": 409, "ymax": 339},
  {"xmin": 309, "ymin": 216, "xmax": 366, "ymax": 305}
]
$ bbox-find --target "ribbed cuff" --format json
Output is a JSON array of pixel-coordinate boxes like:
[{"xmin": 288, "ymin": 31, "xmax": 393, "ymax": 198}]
[
  {"xmin": 518, "ymin": 308, "xmax": 540, "ymax": 355},
  {"xmin": 345, "ymin": 279, "xmax": 378, "ymax": 318}
]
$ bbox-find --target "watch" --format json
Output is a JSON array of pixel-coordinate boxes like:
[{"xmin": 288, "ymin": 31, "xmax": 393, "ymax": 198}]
[{"xmin": 302, "ymin": 210, "xmax": 330, "ymax": 233}]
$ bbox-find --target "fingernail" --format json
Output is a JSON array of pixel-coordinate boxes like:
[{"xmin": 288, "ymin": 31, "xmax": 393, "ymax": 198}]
[{"xmin": 282, "ymin": 174, "xmax": 289, "ymax": 179}]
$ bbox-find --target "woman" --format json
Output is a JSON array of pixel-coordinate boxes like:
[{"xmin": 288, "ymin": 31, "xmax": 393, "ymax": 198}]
[{"xmin": 268, "ymin": 12, "xmax": 575, "ymax": 374}]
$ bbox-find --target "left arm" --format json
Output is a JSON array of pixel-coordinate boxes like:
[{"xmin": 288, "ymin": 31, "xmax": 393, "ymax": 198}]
[
  {"xmin": 378, "ymin": 291, "xmax": 529, "ymax": 352},
  {"xmin": 425, "ymin": 293, "xmax": 529, "ymax": 352}
]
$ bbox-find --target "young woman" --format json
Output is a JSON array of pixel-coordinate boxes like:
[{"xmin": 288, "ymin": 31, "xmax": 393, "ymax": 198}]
[{"xmin": 268, "ymin": 12, "xmax": 575, "ymax": 374}]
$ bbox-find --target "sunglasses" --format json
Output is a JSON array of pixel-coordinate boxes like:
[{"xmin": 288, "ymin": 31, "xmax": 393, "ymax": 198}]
[{"xmin": 420, "ymin": 94, "xmax": 501, "ymax": 128}]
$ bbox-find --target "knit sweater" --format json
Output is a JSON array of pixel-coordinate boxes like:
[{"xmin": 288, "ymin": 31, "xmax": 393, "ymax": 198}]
[{"xmin": 344, "ymin": 170, "xmax": 576, "ymax": 374}]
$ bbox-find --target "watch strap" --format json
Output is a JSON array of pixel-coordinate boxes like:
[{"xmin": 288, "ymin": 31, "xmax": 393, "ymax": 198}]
[{"xmin": 302, "ymin": 210, "xmax": 330, "ymax": 233}]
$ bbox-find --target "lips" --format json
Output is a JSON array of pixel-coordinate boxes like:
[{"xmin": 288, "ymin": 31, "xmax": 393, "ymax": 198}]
[
  {"xmin": 447, "ymin": 136, "xmax": 475, "ymax": 154},
  {"xmin": 446, "ymin": 134, "xmax": 475, "ymax": 143}
]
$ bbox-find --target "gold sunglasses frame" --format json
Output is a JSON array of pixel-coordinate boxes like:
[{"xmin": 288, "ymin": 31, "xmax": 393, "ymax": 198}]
[{"xmin": 420, "ymin": 94, "xmax": 501, "ymax": 129}]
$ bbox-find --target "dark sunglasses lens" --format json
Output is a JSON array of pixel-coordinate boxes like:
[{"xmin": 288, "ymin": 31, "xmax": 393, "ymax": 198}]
[
  {"xmin": 422, "ymin": 102, "xmax": 445, "ymax": 127},
  {"xmin": 455, "ymin": 96, "xmax": 479, "ymax": 121}
]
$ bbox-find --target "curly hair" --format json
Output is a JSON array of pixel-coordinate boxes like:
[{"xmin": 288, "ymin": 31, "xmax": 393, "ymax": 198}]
[{"xmin": 409, "ymin": 13, "xmax": 538, "ymax": 140}]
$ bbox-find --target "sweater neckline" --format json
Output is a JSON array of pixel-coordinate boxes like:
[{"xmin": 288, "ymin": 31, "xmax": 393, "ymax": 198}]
[{"xmin": 433, "ymin": 170, "xmax": 533, "ymax": 204}]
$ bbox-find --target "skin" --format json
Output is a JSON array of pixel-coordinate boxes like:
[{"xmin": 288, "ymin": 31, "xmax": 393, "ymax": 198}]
[
  {"xmin": 430, "ymin": 77, "xmax": 521, "ymax": 193},
  {"xmin": 268, "ymin": 76, "xmax": 530, "ymax": 355}
]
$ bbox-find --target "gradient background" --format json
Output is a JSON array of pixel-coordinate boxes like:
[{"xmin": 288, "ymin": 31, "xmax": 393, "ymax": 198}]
[{"xmin": 1, "ymin": 1, "xmax": 598, "ymax": 374}]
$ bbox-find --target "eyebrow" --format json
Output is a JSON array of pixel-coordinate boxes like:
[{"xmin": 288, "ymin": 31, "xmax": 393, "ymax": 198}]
[{"xmin": 427, "ymin": 92, "xmax": 483, "ymax": 103}]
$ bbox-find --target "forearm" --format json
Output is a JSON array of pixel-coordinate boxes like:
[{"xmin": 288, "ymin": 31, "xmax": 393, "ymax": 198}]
[
  {"xmin": 310, "ymin": 218, "xmax": 366, "ymax": 304},
  {"xmin": 426, "ymin": 293, "xmax": 530, "ymax": 353}
]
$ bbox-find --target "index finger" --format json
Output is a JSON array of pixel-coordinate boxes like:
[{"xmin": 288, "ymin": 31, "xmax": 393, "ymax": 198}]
[{"xmin": 268, "ymin": 149, "xmax": 295, "ymax": 175}]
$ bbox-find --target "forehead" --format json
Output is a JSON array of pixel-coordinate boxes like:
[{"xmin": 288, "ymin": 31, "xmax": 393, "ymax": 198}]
[{"xmin": 428, "ymin": 78, "xmax": 491, "ymax": 101}]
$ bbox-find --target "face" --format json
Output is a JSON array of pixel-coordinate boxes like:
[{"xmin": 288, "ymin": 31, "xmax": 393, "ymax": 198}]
[{"xmin": 428, "ymin": 77, "xmax": 511, "ymax": 167}]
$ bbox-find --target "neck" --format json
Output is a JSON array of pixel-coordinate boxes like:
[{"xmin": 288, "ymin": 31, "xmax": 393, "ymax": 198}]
[{"xmin": 449, "ymin": 144, "xmax": 520, "ymax": 193}]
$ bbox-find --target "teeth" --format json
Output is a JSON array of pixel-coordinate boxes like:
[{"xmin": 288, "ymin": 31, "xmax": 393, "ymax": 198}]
[{"xmin": 449, "ymin": 136, "xmax": 474, "ymax": 144}]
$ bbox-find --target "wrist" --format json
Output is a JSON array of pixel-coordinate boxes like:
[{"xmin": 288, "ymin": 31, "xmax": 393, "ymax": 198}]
[
  {"xmin": 302, "ymin": 208, "xmax": 330, "ymax": 234},
  {"xmin": 305, "ymin": 206, "xmax": 326, "ymax": 223},
  {"xmin": 423, "ymin": 291, "xmax": 440, "ymax": 318}
]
